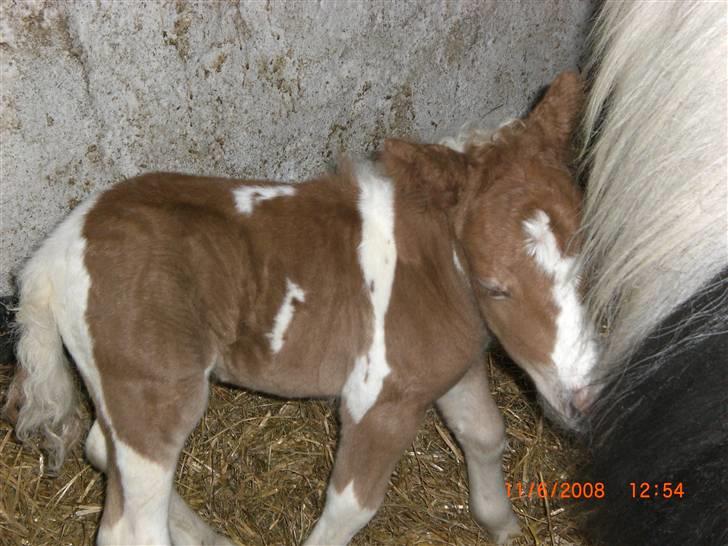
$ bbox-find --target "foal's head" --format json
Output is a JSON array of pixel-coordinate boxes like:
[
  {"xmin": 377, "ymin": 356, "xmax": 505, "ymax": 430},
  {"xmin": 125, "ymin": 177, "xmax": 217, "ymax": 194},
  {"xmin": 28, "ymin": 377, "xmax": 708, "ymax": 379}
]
[
  {"xmin": 461, "ymin": 74, "xmax": 598, "ymax": 426},
  {"xmin": 385, "ymin": 73, "xmax": 598, "ymax": 427}
]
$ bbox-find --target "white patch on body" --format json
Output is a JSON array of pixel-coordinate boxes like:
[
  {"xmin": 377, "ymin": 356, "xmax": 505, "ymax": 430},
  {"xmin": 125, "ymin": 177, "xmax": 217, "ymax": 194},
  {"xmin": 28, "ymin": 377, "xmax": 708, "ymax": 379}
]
[
  {"xmin": 523, "ymin": 210, "xmax": 598, "ymax": 391},
  {"xmin": 342, "ymin": 164, "xmax": 397, "ymax": 423},
  {"xmin": 85, "ymin": 420, "xmax": 106, "ymax": 470},
  {"xmin": 51, "ymin": 200, "xmax": 101, "ymax": 393},
  {"xmin": 439, "ymin": 134, "xmax": 469, "ymax": 153},
  {"xmin": 453, "ymin": 247, "xmax": 465, "ymax": 275},
  {"xmin": 267, "ymin": 278, "xmax": 306, "ymax": 354},
  {"xmin": 304, "ymin": 481, "xmax": 376, "ymax": 546},
  {"xmin": 233, "ymin": 184, "xmax": 296, "ymax": 215},
  {"xmin": 46, "ymin": 200, "xmax": 115, "ymax": 444}
]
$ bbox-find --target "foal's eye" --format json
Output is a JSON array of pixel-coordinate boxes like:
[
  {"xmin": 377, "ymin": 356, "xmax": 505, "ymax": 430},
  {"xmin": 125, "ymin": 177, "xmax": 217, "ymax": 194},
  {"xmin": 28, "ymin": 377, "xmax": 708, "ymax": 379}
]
[{"xmin": 479, "ymin": 278, "xmax": 511, "ymax": 300}]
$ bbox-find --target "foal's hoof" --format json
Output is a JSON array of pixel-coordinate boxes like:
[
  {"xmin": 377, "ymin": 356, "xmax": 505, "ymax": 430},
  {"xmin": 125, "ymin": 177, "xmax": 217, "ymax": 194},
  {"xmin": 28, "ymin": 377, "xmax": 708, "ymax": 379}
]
[{"xmin": 492, "ymin": 515, "xmax": 522, "ymax": 545}]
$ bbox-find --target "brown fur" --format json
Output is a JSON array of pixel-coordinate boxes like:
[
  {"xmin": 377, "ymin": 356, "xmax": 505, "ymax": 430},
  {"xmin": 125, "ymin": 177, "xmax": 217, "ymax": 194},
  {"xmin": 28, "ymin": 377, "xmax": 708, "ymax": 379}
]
[{"xmin": 83, "ymin": 174, "xmax": 372, "ymax": 459}]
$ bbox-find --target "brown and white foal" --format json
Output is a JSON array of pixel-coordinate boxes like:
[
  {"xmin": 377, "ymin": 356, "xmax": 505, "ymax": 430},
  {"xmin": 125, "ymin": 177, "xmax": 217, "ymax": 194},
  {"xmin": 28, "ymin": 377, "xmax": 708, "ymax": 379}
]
[{"xmin": 5, "ymin": 72, "xmax": 596, "ymax": 545}]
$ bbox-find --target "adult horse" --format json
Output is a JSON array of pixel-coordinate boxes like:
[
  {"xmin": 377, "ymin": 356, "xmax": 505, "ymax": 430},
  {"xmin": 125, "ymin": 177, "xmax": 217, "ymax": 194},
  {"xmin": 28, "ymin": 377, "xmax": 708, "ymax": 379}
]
[{"xmin": 578, "ymin": 2, "xmax": 727, "ymax": 545}]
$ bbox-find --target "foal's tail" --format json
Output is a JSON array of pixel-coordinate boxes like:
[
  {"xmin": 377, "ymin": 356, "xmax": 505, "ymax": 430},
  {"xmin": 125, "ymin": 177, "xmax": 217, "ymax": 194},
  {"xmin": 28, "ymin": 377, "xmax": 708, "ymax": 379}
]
[{"xmin": 3, "ymin": 244, "xmax": 82, "ymax": 474}]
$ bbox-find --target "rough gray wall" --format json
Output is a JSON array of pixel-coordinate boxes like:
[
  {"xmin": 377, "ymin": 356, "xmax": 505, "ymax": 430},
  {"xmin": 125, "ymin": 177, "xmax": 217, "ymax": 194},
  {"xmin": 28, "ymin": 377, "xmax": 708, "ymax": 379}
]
[{"xmin": 0, "ymin": 0, "xmax": 592, "ymax": 295}]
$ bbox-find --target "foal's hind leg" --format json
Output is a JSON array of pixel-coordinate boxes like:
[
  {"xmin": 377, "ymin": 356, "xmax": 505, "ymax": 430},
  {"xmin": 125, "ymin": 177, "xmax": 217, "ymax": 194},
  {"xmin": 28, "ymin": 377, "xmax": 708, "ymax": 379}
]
[
  {"xmin": 92, "ymin": 422, "xmax": 178, "ymax": 545},
  {"xmin": 436, "ymin": 363, "xmax": 520, "ymax": 544},
  {"xmin": 80, "ymin": 352, "xmax": 218, "ymax": 546},
  {"xmin": 304, "ymin": 395, "xmax": 425, "ymax": 545},
  {"xmin": 85, "ymin": 421, "xmax": 234, "ymax": 546}
]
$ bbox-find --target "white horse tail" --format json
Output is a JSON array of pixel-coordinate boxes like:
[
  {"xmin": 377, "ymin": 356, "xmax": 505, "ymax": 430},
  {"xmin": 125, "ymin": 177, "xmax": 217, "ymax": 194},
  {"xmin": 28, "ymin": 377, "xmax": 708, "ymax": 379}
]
[{"xmin": 3, "ymin": 240, "xmax": 83, "ymax": 475}]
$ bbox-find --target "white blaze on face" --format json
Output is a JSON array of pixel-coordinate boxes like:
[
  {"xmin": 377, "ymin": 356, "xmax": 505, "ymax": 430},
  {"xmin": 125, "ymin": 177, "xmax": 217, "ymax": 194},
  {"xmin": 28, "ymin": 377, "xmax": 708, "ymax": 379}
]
[
  {"xmin": 523, "ymin": 210, "xmax": 597, "ymax": 395},
  {"xmin": 342, "ymin": 163, "xmax": 397, "ymax": 424},
  {"xmin": 233, "ymin": 185, "xmax": 296, "ymax": 215},
  {"xmin": 267, "ymin": 278, "xmax": 306, "ymax": 354}
]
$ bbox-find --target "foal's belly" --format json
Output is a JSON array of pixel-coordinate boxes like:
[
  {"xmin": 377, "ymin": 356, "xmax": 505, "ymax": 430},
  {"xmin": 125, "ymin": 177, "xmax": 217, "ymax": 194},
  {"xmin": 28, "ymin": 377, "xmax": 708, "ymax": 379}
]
[{"xmin": 212, "ymin": 324, "xmax": 354, "ymax": 399}]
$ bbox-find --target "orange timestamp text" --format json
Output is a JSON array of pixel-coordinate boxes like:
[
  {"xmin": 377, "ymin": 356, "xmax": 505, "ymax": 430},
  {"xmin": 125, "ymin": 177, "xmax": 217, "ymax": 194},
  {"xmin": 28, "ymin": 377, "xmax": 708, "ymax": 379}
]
[
  {"xmin": 505, "ymin": 480, "xmax": 605, "ymax": 499},
  {"xmin": 629, "ymin": 482, "xmax": 686, "ymax": 499}
]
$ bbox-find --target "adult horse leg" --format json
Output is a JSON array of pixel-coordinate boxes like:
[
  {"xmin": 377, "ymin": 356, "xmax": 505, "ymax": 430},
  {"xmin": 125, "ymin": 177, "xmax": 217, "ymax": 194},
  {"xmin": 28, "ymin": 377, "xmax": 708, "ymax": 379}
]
[{"xmin": 436, "ymin": 362, "xmax": 520, "ymax": 544}]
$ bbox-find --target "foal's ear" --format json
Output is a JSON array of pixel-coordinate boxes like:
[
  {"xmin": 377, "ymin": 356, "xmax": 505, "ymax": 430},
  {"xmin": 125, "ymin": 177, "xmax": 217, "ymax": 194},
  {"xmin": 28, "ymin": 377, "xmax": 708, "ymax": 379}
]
[
  {"xmin": 382, "ymin": 139, "xmax": 468, "ymax": 209},
  {"xmin": 528, "ymin": 71, "xmax": 584, "ymax": 155}
]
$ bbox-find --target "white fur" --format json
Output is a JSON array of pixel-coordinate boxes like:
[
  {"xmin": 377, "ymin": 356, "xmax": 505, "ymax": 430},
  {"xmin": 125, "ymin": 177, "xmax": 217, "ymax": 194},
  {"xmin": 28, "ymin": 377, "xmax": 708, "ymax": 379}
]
[
  {"xmin": 45, "ymin": 201, "xmax": 114, "ymax": 450},
  {"xmin": 342, "ymin": 164, "xmax": 397, "ymax": 424},
  {"xmin": 84, "ymin": 420, "xmax": 106, "ymax": 471},
  {"xmin": 523, "ymin": 211, "xmax": 569, "ymax": 280},
  {"xmin": 436, "ymin": 366, "xmax": 521, "ymax": 545},
  {"xmin": 304, "ymin": 481, "xmax": 375, "ymax": 546},
  {"xmin": 523, "ymin": 210, "xmax": 597, "ymax": 391},
  {"xmin": 551, "ymin": 279, "xmax": 598, "ymax": 393},
  {"xmin": 233, "ymin": 184, "xmax": 296, "ymax": 215},
  {"xmin": 580, "ymin": 1, "xmax": 727, "ymax": 375},
  {"xmin": 440, "ymin": 119, "xmax": 521, "ymax": 153},
  {"xmin": 453, "ymin": 247, "xmax": 465, "ymax": 276},
  {"xmin": 266, "ymin": 278, "xmax": 306, "ymax": 354},
  {"xmin": 52, "ymin": 201, "xmax": 102, "ymax": 403}
]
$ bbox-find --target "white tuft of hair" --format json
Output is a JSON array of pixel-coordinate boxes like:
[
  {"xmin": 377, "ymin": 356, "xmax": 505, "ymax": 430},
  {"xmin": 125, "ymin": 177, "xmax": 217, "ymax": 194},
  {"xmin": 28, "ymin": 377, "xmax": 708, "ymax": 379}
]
[
  {"xmin": 579, "ymin": 1, "xmax": 728, "ymax": 375},
  {"xmin": 439, "ymin": 119, "xmax": 521, "ymax": 153},
  {"xmin": 4, "ymin": 254, "xmax": 81, "ymax": 474}
]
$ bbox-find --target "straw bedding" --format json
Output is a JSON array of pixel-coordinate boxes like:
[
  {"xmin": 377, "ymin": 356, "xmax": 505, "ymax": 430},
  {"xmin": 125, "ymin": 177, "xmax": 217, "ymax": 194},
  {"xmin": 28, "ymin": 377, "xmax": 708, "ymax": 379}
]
[{"xmin": 0, "ymin": 348, "xmax": 589, "ymax": 546}]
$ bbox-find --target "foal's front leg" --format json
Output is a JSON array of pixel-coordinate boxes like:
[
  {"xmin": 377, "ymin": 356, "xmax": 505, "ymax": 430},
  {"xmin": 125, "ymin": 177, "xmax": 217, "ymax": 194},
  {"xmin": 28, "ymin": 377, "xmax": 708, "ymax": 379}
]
[
  {"xmin": 436, "ymin": 362, "xmax": 521, "ymax": 544},
  {"xmin": 304, "ymin": 397, "xmax": 425, "ymax": 546}
]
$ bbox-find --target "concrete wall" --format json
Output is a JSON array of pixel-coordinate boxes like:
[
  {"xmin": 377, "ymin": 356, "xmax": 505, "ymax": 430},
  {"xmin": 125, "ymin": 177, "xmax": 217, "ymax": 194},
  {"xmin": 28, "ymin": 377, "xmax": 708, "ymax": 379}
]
[{"xmin": 0, "ymin": 0, "xmax": 592, "ymax": 295}]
